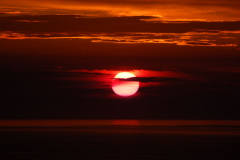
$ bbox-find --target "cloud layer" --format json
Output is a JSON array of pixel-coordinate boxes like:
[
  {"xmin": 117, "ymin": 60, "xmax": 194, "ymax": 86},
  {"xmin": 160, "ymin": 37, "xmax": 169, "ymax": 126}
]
[
  {"xmin": 0, "ymin": 15, "xmax": 240, "ymax": 47},
  {"xmin": 1, "ymin": 0, "xmax": 240, "ymax": 20}
]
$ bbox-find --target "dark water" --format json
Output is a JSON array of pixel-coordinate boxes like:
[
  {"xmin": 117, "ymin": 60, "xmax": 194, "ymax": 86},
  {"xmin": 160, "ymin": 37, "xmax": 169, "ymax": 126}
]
[{"xmin": 1, "ymin": 126, "xmax": 240, "ymax": 160}]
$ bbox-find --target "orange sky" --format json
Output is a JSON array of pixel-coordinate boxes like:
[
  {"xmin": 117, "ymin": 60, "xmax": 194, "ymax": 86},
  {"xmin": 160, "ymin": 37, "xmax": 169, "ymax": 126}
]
[
  {"xmin": 0, "ymin": 0, "xmax": 240, "ymax": 121},
  {"xmin": 0, "ymin": 0, "xmax": 239, "ymax": 48},
  {"xmin": 0, "ymin": 0, "xmax": 239, "ymax": 69},
  {"xmin": 0, "ymin": 0, "xmax": 240, "ymax": 49},
  {"xmin": 1, "ymin": 0, "xmax": 240, "ymax": 21}
]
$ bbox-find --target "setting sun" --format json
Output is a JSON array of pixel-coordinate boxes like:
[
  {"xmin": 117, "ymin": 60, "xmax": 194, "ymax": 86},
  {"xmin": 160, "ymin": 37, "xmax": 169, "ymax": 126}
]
[{"xmin": 112, "ymin": 72, "xmax": 139, "ymax": 97}]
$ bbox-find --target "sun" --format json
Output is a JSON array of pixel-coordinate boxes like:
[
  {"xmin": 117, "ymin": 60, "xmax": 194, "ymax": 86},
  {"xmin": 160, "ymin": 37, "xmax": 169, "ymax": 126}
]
[{"xmin": 112, "ymin": 72, "xmax": 139, "ymax": 97}]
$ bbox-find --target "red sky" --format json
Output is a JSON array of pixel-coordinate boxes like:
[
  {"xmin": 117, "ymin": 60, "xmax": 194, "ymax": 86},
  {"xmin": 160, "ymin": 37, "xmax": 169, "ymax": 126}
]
[
  {"xmin": 0, "ymin": 0, "xmax": 240, "ymax": 70},
  {"xmin": 0, "ymin": 0, "xmax": 240, "ymax": 120}
]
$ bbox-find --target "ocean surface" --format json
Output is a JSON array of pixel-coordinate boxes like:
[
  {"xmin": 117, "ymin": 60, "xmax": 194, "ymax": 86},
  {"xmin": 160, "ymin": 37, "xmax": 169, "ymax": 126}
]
[{"xmin": 1, "ymin": 120, "xmax": 240, "ymax": 160}]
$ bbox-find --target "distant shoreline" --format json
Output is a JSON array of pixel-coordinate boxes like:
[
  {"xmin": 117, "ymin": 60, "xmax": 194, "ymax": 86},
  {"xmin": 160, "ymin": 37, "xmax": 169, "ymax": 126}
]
[{"xmin": 1, "ymin": 120, "xmax": 240, "ymax": 127}]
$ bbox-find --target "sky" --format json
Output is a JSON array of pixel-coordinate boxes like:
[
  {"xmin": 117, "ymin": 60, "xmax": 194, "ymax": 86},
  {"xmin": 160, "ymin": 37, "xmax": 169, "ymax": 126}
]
[{"xmin": 0, "ymin": 0, "xmax": 240, "ymax": 120}]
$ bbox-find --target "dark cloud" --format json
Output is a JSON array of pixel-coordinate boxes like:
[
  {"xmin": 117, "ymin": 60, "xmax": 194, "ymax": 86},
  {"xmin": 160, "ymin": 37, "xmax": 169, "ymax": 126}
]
[
  {"xmin": 1, "ymin": 15, "xmax": 240, "ymax": 33},
  {"xmin": 186, "ymin": 42, "xmax": 212, "ymax": 46},
  {"xmin": 114, "ymin": 77, "xmax": 184, "ymax": 83},
  {"xmin": 0, "ymin": 69, "xmax": 111, "ymax": 80}
]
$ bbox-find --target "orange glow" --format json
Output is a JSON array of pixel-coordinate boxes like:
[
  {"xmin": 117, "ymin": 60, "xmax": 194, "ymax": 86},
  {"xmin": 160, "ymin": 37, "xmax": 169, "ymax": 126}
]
[
  {"xmin": 112, "ymin": 120, "xmax": 139, "ymax": 126},
  {"xmin": 1, "ymin": 0, "xmax": 240, "ymax": 21},
  {"xmin": 1, "ymin": 30, "xmax": 239, "ymax": 47},
  {"xmin": 112, "ymin": 72, "xmax": 139, "ymax": 97}
]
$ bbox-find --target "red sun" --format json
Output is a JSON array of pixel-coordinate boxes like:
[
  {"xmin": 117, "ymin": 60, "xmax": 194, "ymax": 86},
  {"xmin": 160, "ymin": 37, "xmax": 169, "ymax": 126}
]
[{"xmin": 112, "ymin": 72, "xmax": 139, "ymax": 97}]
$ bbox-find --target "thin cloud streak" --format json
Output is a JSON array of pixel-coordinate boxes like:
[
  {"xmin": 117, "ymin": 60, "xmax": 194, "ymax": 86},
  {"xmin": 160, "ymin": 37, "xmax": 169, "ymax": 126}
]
[
  {"xmin": 113, "ymin": 77, "xmax": 184, "ymax": 83},
  {"xmin": 1, "ymin": 30, "xmax": 239, "ymax": 47}
]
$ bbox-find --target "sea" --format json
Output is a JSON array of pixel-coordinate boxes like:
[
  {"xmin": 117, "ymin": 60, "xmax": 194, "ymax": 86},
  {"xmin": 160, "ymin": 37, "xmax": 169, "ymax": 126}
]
[{"xmin": 0, "ymin": 120, "xmax": 240, "ymax": 160}]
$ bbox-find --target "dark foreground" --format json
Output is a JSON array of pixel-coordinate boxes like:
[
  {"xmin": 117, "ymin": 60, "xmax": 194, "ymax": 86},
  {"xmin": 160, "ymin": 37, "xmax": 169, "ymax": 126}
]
[{"xmin": 1, "ymin": 126, "xmax": 240, "ymax": 160}]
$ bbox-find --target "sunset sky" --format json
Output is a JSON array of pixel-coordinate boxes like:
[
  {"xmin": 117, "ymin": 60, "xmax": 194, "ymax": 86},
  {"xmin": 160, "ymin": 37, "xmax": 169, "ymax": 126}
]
[{"xmin": 0, "ymin": 0, "xmax": 240, "ymax": 120}]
